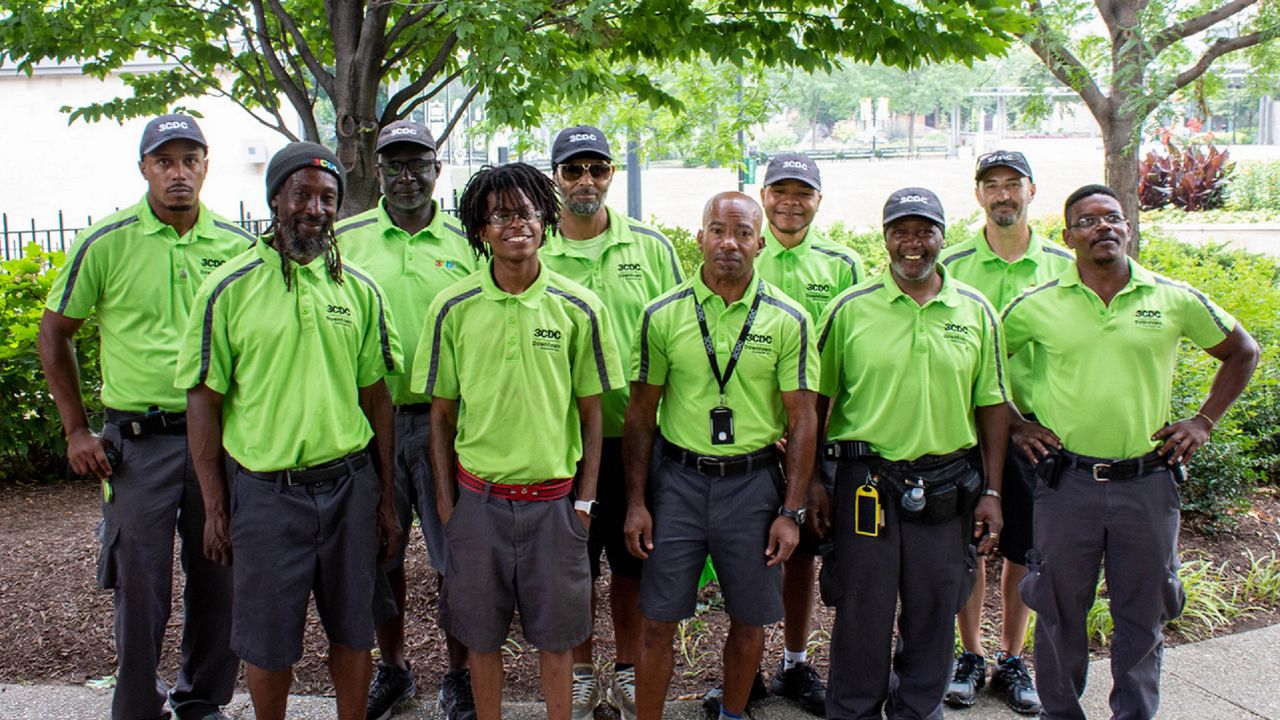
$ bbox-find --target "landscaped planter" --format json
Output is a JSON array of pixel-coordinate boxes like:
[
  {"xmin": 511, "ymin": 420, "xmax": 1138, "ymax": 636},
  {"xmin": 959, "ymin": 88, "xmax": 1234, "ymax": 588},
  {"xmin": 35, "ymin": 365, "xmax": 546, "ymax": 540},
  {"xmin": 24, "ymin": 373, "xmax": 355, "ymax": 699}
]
[{"xmin": 1151, "ymin": 223, "xmax": 1280, "ymax": 255}]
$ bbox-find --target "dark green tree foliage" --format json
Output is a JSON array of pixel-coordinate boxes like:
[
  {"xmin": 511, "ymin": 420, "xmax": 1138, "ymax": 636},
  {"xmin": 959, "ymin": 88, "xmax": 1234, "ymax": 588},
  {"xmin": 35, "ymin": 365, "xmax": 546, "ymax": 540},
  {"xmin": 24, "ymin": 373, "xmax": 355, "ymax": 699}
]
[{"xmin": 1, "ymin": 0, "xmax": 1023, "ymax": 215}]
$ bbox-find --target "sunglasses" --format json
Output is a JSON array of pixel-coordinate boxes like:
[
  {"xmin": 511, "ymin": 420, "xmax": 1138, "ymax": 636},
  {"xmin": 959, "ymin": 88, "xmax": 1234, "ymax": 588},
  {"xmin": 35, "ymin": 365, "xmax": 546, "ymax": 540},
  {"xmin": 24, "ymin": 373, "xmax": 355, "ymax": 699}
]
[
  {"xmin": 557, "ymin": 162, "xmax": 613, "ymax": 182},
  {"xmin": 377, "ymin": 159, "xmax": 435, "ymax": 178}
]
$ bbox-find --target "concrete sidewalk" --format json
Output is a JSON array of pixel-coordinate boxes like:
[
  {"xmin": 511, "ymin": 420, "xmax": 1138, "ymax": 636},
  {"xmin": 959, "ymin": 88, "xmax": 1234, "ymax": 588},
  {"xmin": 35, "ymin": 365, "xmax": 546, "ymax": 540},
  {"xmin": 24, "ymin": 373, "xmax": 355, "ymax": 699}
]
[{"xmin": 3, "ymin": 623, "xmax": 1276, "ymax": 719}]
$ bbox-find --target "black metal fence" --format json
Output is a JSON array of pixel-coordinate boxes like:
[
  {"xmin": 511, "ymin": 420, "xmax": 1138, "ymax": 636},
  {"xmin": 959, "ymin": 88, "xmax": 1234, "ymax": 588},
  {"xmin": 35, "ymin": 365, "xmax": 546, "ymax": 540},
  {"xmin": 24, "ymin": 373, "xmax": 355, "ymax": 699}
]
[{"xmin": 2, "ymin": 201, "xmax": 275, "ymax": 262}]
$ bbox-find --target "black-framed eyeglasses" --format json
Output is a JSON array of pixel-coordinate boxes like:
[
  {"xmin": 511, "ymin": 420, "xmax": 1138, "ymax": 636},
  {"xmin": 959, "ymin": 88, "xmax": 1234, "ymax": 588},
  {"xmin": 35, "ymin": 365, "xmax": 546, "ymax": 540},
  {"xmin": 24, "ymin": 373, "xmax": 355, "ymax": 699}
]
[
  {"xmin": 488, "ymin": 208, "xmax": 544, "ymax": 226},
  {"xmin": 1070, "ymin": 213, "xmax": 1125, "ymax": 230},
  {"xmin": 557, "ymin": 162, "xmax": 613, "ymax": 182},
  {"xmin": 377, "ymin": 159, "xmax": 434, "ymax": 178}
]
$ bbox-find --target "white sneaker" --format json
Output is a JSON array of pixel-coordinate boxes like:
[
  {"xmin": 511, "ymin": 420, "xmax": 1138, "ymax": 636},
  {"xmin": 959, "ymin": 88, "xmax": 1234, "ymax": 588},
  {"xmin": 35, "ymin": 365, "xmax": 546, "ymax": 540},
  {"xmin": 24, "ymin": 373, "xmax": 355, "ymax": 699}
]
[
  {"xmin": 606, "ymin": 666, "xmax": 637, "ymax": 720},
  {"xmin": 572, "ymin": 664, "xmax": 600, "ymax": 720}
]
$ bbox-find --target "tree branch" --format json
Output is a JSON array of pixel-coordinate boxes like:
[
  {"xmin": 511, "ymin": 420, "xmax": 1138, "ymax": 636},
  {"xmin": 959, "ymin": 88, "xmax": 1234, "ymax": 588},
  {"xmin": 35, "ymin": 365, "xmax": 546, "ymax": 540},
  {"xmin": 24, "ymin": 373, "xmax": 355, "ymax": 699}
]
[
  {"xmin": 1019, "ymin": 3, "xmax": 1109, "ymax": 119},
  {"xmin": 249, "ymin": 0, "xmax": 319, "ymax": 141},
  {"xmin": 383, "ymin": 33, "xmax": 460, "ymax": 118},
  {"xmin": 1152, "ymin": 0, "xmax": 1258, "ymax": 54},
  {"xmin": 1172, "ymin": 30, "xmax": 1276, "ymax": 91},
  {"xmin": 438, "ymin": 83, "xmax": 481, "ymax": 145},
  {"xmin": 264, "ymin": 0, "xmax": 334, "ymax": 99},
  {"xmin": 385, "ymin": 1, "xmax": 443, "ymax": 49},
  {"xmin": 385, "ymin": 68, "xmax": 465, "ymax": 124}
]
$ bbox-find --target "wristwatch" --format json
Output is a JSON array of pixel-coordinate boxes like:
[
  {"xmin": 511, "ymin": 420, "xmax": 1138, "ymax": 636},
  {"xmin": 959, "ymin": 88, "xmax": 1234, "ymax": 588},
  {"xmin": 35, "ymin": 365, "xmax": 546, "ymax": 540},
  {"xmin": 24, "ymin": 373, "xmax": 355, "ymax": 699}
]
[
  {"xmin": 574, "ymin": 499, "xmax": 599, "ymax": 517},
  {"xmin": 778, "ymin": 505, "xmax": 806, "ymax": 526}
]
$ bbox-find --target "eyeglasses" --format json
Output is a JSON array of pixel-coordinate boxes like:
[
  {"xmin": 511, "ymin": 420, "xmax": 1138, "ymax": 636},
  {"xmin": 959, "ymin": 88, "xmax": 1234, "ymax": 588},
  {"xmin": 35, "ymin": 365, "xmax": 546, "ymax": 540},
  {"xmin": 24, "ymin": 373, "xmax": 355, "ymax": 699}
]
[
  {"xmin": 557, "ymin": 162, "xmax": 613, "ymax": 182},
  {"xmin": 1070, "ymin": 213, "xmax": 1125, "ymax": 230},
  {"xmin": 488, "ymin": 208, "xmax": 544, "ymax": 226},
  {"xmin": 378, "ymin": 159, "xmax": 434, "ymax": 178}
]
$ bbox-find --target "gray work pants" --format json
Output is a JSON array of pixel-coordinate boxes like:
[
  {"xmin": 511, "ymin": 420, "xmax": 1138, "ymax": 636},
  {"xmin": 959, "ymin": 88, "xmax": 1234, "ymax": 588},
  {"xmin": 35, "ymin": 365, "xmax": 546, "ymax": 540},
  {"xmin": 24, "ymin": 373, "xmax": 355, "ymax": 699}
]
[
  {"xmin": 1020, "ymin": 463, "xmax": 1185, "ymax": 720},
  {"xmin": 99, "ymin": 419, "xmax": 237, "ymax": 720},
  {"xmin": 825, "ymin": 459, "xmax": 976, "ymax": 720}
]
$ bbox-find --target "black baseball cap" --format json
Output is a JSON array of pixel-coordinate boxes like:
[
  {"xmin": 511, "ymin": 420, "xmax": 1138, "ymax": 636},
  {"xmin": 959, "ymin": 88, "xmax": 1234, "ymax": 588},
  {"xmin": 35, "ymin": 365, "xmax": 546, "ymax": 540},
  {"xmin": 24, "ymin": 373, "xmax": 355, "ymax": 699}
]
[
  {"xmin": 552, "ymin": 125, "xmax": 612, "ymax": 164},
  {"xmin": 139, "ymin": 114, "xmax": 207, "ymax": 158},
  {"xmin": 975, "ymin": 150, "xmax": 1034, "ymax": 182},
  {"xmin": 376, "ymin": 120, "xmax": 437, "ymax": 153},
  {"xmin": 763, "ymin": 152, "xmax": 822, "ymax": 191},
  {"xmin": 882, "ymin": 187, "xmax": 946, "ymax": 230}
]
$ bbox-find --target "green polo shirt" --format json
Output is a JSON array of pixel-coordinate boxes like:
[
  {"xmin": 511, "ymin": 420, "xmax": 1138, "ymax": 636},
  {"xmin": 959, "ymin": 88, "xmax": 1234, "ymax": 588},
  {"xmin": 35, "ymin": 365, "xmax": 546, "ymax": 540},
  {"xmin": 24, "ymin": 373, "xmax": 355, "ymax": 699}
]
[
  {"xmin": 940, "ymin": 229, "xmax": 1074, "ymax": 412},
  {"xmin": 817, "ymin": 267, "xmax": 1007, "ymax": 461},
  {"xmin": 1002, "ymin": 259, "xmax": 1235, "ymax": 459},
  {"xmin": 337, "ymin": 199, "xmax": 478, "ymax": 406},
  {"xmin": 633, "ymin": 268, "xmax": 818, "ymax": 456},
  {"xmin": 544, "ymin": 208, "xmax": 684, "ymax": 436},
  {"xmin": 45, "ymin": 195, "xmax": 255, "ymax": 413},
  {"xmin": 175, "ymin": 238, "xmax": 402, "ymax": 472},
  {"xmin": 413, "ymin": 262, "xmax": 623, "ymax": 483},
  {"xmin": 757, "ymin": 224, "xmax": 866, "ymax": 322}
]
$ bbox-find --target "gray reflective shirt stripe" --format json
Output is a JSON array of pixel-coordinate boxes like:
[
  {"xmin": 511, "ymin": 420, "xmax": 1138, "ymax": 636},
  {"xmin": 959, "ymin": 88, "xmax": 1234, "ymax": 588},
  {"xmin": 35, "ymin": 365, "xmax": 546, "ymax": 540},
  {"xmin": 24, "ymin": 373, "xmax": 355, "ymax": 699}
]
[
  {"xmin": 637, "ymin": 288, "xmax": 694, "ymax": 382},
  {"xmin": 213, "ymin": 219, "xmax": 256, "ymax": 244},
  {"xmin": 629, "ymin": 224, "xmax": 684, "ymax": 284},
  {"xmin": 761, "ymin": 293, "xmax": 811, "ymax": 389},
  {"xmin": 547, "ymin": 286, "xmax": 613, "ymax": 392},
  {"xmin": 198, "ymin": 259, "xmax": 263, "ymax": 383},
  {"xmin": 344, "ymin": 266, "xmax": 396, "ymax": 373},
  {"xmin": 1153, "ymin": 276, "xmax": 1231, "ymax": 335},
  {"xmin": 335, "ymin": 217, "xmax": 377, "ymax": 236},
  {"xmin": 811, "ymin": 246, "xmax": 861, "ymax": 283},
  {"xmin": 817, "ymin": 283, "xmax": 883, "ymax": 352},
  {"xmin": 955, "ymin": 287, "xmax": 1008, "ymax": 403},
  {"xmin": 1001, "ymin": 279, "xmax": 1060, "ymax": 321},
  {"xmin": 443, "ymin": 221, "xmax": 466, "ymax": 238},
  {"xmin": 56, "ymin": 216, "xmax": 141, "ymax": 314},
  {"xmin": 941, "ymin": 248, "xmax": 975, "ymax": 266},
  {"xmin": 1044, "ymin": 245, "xmax": 1074, "ymax": 260},
  {"xmin": 424, "ymin": 288, "xmax": 483, "ymax": 394}
]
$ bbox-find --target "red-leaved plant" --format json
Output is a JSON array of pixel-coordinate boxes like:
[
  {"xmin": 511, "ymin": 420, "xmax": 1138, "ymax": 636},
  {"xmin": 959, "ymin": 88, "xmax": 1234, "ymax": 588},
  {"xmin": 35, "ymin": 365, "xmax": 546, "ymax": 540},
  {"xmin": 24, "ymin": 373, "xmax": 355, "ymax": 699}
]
[{"xmin": 1138, "ymin": 135, "xmax": 1234, "ymax": 212}]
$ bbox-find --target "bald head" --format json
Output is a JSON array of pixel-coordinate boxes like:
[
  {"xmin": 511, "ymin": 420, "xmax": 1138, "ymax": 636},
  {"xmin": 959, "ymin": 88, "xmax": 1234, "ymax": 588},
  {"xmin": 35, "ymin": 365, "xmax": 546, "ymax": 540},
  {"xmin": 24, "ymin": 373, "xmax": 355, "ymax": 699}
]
[
  {"xmin": 697, "ymin": 191, "xmax": 765, "ymax": 288},
  {"xmin": 702, "ymin": 191, "xmax": 763, "ymax": 231}
]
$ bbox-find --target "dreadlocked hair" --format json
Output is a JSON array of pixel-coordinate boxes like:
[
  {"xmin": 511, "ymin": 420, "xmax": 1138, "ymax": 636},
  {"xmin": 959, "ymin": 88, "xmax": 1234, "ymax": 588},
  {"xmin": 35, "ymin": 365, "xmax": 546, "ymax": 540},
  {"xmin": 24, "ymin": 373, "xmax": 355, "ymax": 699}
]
[
  {"xmin": 457, "ymin": 163, "xmax": 561, "ymax": 260},
  {"xmin": 266, "ymin": 215, "xmax": 345, "ymax": 291}
]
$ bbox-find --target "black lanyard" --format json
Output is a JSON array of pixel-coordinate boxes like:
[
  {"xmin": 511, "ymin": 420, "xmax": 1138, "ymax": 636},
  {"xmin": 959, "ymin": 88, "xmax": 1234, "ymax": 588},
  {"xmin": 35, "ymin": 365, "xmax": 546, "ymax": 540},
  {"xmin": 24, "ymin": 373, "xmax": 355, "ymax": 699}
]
[{"xmin": 694, "ymin": 284, "xmax": 764, "ymax": 402}]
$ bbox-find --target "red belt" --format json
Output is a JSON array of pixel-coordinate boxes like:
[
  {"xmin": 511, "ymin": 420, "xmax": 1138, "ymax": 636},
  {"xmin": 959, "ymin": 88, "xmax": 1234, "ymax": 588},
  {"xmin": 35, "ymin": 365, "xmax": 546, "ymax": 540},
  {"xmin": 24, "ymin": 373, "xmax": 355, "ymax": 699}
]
[{"xmin": 456, "ymin": 464, "xmax": 574, "ymax": 501}]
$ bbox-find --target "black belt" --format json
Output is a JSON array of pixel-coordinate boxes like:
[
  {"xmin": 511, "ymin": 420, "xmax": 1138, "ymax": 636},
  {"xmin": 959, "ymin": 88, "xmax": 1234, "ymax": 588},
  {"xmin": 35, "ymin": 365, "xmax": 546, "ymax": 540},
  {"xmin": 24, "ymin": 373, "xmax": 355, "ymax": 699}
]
[
  {"xmin": 106, "ymin": 408, "xmax": 187, "ymax": 439},
  {"xmin": 242, "ymin": 451, "xmax": 369, "ymax": 486},
  {"xmin": 824, "ymin": 441, "xmax": 970, "ymax": 472},
  {"xmin": 662, "ymin": 440, "xmax": 778, "ymax": 477},
  {"xmin": 1061, "ymin": 448, "xmax": 1167, "ymax": 481},
  {"xmin": 395, "ymin": 403, "xmax": 431, "ymax": 415}
]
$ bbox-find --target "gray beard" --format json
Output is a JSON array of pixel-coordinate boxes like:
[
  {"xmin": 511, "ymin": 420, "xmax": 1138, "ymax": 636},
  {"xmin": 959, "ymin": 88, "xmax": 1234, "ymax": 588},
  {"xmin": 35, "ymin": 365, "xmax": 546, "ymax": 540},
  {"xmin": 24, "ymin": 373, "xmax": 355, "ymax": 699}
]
[
  {"xmin": 993, "ymin": 212, "xmax": 1018, "ymax": 228},
  {"xmin": 891, "ymin": 259, "xmax": 935, "ymax": 284},
  {"xmin": 276, "ymin": 222, "xmax": 329, "ymax": 264},
  {"xmin": 566, "ymin": 198, "xmax": 603, "ymax": 216}
]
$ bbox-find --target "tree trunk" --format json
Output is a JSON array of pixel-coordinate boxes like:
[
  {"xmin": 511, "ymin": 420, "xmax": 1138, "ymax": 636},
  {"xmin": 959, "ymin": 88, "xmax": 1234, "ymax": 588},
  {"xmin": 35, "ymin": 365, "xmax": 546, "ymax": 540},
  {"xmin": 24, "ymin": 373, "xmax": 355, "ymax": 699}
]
[
  {"xmin": 337, "ymin": 126, "xmax": 381, "ymax": 217},
  {"xmin": 1101, "ymin": 117, "xmax": 1142, "ymax": 258}
]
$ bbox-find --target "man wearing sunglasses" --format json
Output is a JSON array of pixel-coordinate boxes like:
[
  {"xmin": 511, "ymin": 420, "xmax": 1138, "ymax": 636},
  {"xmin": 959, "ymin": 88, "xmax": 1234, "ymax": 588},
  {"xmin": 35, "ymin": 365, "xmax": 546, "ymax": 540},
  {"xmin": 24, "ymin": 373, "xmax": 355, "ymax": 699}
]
[
  {"xmin": 541, "ymin": 125, "xmax": 684, "ymax": 720},
  {"xmin": 337, "ymin": 120, "xmax": 479, "ymax": 720},
  {"xmin": 1003, "ymin": 184, "xmax": 1257, "ymax": 720}
]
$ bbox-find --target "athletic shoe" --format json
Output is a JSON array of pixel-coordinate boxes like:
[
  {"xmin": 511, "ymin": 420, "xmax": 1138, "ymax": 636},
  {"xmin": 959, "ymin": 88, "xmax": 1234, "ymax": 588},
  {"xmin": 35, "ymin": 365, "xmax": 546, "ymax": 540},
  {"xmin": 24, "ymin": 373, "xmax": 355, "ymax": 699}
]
[
  {"xmin": 367, "ymin": 662, "xmax": 416, "ymax": 720},
  {"xmin": 769, "ymin": 660, "xmax": 827, "ymax": 715},
  {"xmin": 700, "ymin": 671, "xmax": 768, "ymax": 715},
  {"xmin": 606, "ymin": 666, "xmax": 637, "ymax": 720},
  {"xmin": 944, "ymin": 651, "xmax": 987, "ymax": 708},
  {"xmin": 572, "ymin": 663, "xmax": 601, "ymax": 720},
  {"xmin": 439, "ymin": 668, "xmax": 477, "ymax": 720},
  {"xmin": 991, "ymin": 654, "xmax": 1042, "ymax": 715}
]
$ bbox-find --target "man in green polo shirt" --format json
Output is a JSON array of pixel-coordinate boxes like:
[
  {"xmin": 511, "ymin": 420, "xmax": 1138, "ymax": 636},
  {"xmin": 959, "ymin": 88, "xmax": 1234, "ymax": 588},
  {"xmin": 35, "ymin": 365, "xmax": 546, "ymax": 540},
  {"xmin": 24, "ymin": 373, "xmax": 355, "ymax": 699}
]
[
  {"xmin": 39, "ymin": 113, "xmax": 251, "ymax": 720},
  {"xmin": 178, "ymin": 142, "xmax": 403, "ymax": 720},
  {"xmin": 624, "ymin": 191, "xmax": 818, "ymax": 720},
  {"xmin": 337, "ymin": 119, "xmax": 478, "ymax": 720},
  {"xmin": 541, "ymin": 125, "xmax": 683, "ymax": 720},
  {"xmin": 415, "ymin": 162, "xmax": 623, "ymax": 720},
  {"xmin": 1003, "ymin": 184, "xmax": 1258, "ymax": 720},
  {"xmin": 941, "ymin": 150, "xmax": 1070, "ymax": 715},
  {"xmin": 748, "ymin": 152, "xmax": 863, "ymax": 715},
  {"xmin": 815, "ymin": 187, "xmax": 1007, "ymax": 720}
]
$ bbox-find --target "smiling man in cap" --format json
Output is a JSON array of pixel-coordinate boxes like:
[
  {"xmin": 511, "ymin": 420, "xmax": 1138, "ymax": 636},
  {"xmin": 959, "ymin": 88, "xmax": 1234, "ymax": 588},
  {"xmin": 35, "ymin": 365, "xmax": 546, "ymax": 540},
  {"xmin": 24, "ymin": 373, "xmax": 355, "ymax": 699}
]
[
  {"xmin": 338, "ymin": 119, "xmax": 479, "ymax": 720},
  {"xmin": 814, "ymin": 187, "xmax": 1007, "ymax": 720},
  {"xmin": 39, "ymin": 113, "xmax": 252, "ymax": 720},
  {"xmin": 179, "ymin": 141, "xmax": 402, "ymax": 720}
]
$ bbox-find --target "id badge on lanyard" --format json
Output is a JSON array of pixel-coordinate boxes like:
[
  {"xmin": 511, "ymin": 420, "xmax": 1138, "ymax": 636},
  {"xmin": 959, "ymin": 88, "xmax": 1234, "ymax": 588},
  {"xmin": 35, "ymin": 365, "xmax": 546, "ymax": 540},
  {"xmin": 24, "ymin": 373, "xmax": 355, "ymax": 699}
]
[{"xmin": 695, "ymin": 287, "xmax": 762, "ymax": 447}]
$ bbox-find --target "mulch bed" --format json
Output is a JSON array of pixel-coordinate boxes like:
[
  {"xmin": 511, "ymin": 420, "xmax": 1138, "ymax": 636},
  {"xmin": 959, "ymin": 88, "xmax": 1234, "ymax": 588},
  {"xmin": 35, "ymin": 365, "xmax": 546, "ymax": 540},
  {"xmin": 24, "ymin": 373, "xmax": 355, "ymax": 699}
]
[{"xmin": 1, "ymin": 480, "xmax": 1276, "ymax": 701}]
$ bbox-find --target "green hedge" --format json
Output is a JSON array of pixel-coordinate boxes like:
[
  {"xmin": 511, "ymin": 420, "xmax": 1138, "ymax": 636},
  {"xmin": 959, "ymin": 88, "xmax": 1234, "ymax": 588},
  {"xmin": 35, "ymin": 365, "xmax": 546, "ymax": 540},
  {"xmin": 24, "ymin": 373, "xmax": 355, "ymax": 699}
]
[{"xmin": 1, "ymin": 244, "xmax": 102, "ymax": 483}]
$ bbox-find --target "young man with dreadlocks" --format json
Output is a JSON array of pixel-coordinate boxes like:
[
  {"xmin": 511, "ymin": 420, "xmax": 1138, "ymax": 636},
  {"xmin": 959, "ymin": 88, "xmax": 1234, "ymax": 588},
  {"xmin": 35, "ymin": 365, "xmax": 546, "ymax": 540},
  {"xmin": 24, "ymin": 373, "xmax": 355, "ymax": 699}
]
[
  {"xmin": 177, "ymin": 142, "xmax": 403, "ymax": 720},
  {"xmin": 412, "ymin": 162, "xmax": 623, "ymax": 720}
]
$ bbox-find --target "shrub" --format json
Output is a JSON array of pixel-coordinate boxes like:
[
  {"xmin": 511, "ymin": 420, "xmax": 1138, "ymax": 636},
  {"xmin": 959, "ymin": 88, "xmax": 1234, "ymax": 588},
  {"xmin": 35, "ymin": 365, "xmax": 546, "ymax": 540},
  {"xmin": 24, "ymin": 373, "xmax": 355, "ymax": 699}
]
[
  {"xmin": 0, "ymin": 244, "xmax": 103, "ymax": 483},
  {"xmin": 1138, "ymin": 141, "xmax": 1234, "ymax": 211},
  {"xmin": 1227, "ymin": 161, "xmax": 1280, "ymax": 212}
]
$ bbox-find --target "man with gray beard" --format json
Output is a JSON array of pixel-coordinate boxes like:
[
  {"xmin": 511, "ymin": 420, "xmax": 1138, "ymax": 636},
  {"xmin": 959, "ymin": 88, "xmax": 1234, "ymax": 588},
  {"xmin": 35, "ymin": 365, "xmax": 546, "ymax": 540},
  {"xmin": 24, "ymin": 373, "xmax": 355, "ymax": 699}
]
[
  {"xmin": 178, "ymin": 142, "xmax": 402, "ymax": 720},
  {"xmin": 541, "ymin": 125, "xmax": 683, "ymax": 720}
]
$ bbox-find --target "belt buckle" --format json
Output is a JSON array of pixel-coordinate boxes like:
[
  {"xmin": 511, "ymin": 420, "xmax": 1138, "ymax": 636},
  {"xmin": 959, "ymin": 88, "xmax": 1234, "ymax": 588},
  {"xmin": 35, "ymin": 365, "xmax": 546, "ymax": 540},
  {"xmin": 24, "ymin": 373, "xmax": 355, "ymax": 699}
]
[
  {"xmin": 1091, "ymin": 463, "xmax": 1111, "ymax": 482},
  {"xmin": 696, "ymin": 456, "xmax": 725, "ymax": 477}
]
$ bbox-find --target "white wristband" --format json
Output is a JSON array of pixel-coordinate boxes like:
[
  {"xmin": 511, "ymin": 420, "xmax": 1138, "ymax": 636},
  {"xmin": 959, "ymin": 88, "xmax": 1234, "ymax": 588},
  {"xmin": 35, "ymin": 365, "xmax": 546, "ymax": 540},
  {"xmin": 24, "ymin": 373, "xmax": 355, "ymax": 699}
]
[{"xmin": 983, "ymin": 488, "xmax": 1001, "ymax": 499}]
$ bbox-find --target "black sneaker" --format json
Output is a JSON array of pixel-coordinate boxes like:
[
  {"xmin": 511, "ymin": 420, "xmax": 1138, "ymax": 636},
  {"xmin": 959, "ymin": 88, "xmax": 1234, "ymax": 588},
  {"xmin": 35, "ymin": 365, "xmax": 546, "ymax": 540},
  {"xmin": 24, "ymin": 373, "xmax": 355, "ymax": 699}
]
[
  {"xmin": 769, "ymin": 660, "xmax": 826, "ymax": 715},
  {"xmin": 991, "ymin": 654, "xmax": 1042, "ymax": 716},
  {"xmin": 439, "ymin": 668, "xmax": 478, "ymax": 720},
  {"xmin": 367, "ymin": 662, "xmax": 416, "ymax": 720},
  {"xmin": 701, "ymin": 671, "xmax": 768, "ymax": 715},
  {"xmin": 943, "ymin": 651, "xmax": 987, "ymax": 708}
]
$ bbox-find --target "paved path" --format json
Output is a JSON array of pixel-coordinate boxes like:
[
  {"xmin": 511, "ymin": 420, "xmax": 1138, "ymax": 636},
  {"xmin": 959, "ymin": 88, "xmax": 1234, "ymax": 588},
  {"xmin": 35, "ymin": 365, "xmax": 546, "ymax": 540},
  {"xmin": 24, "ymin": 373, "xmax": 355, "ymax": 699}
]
[{"xmin": 3, "ymin": 623, "xmax": 1277, "ymax": 719}]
